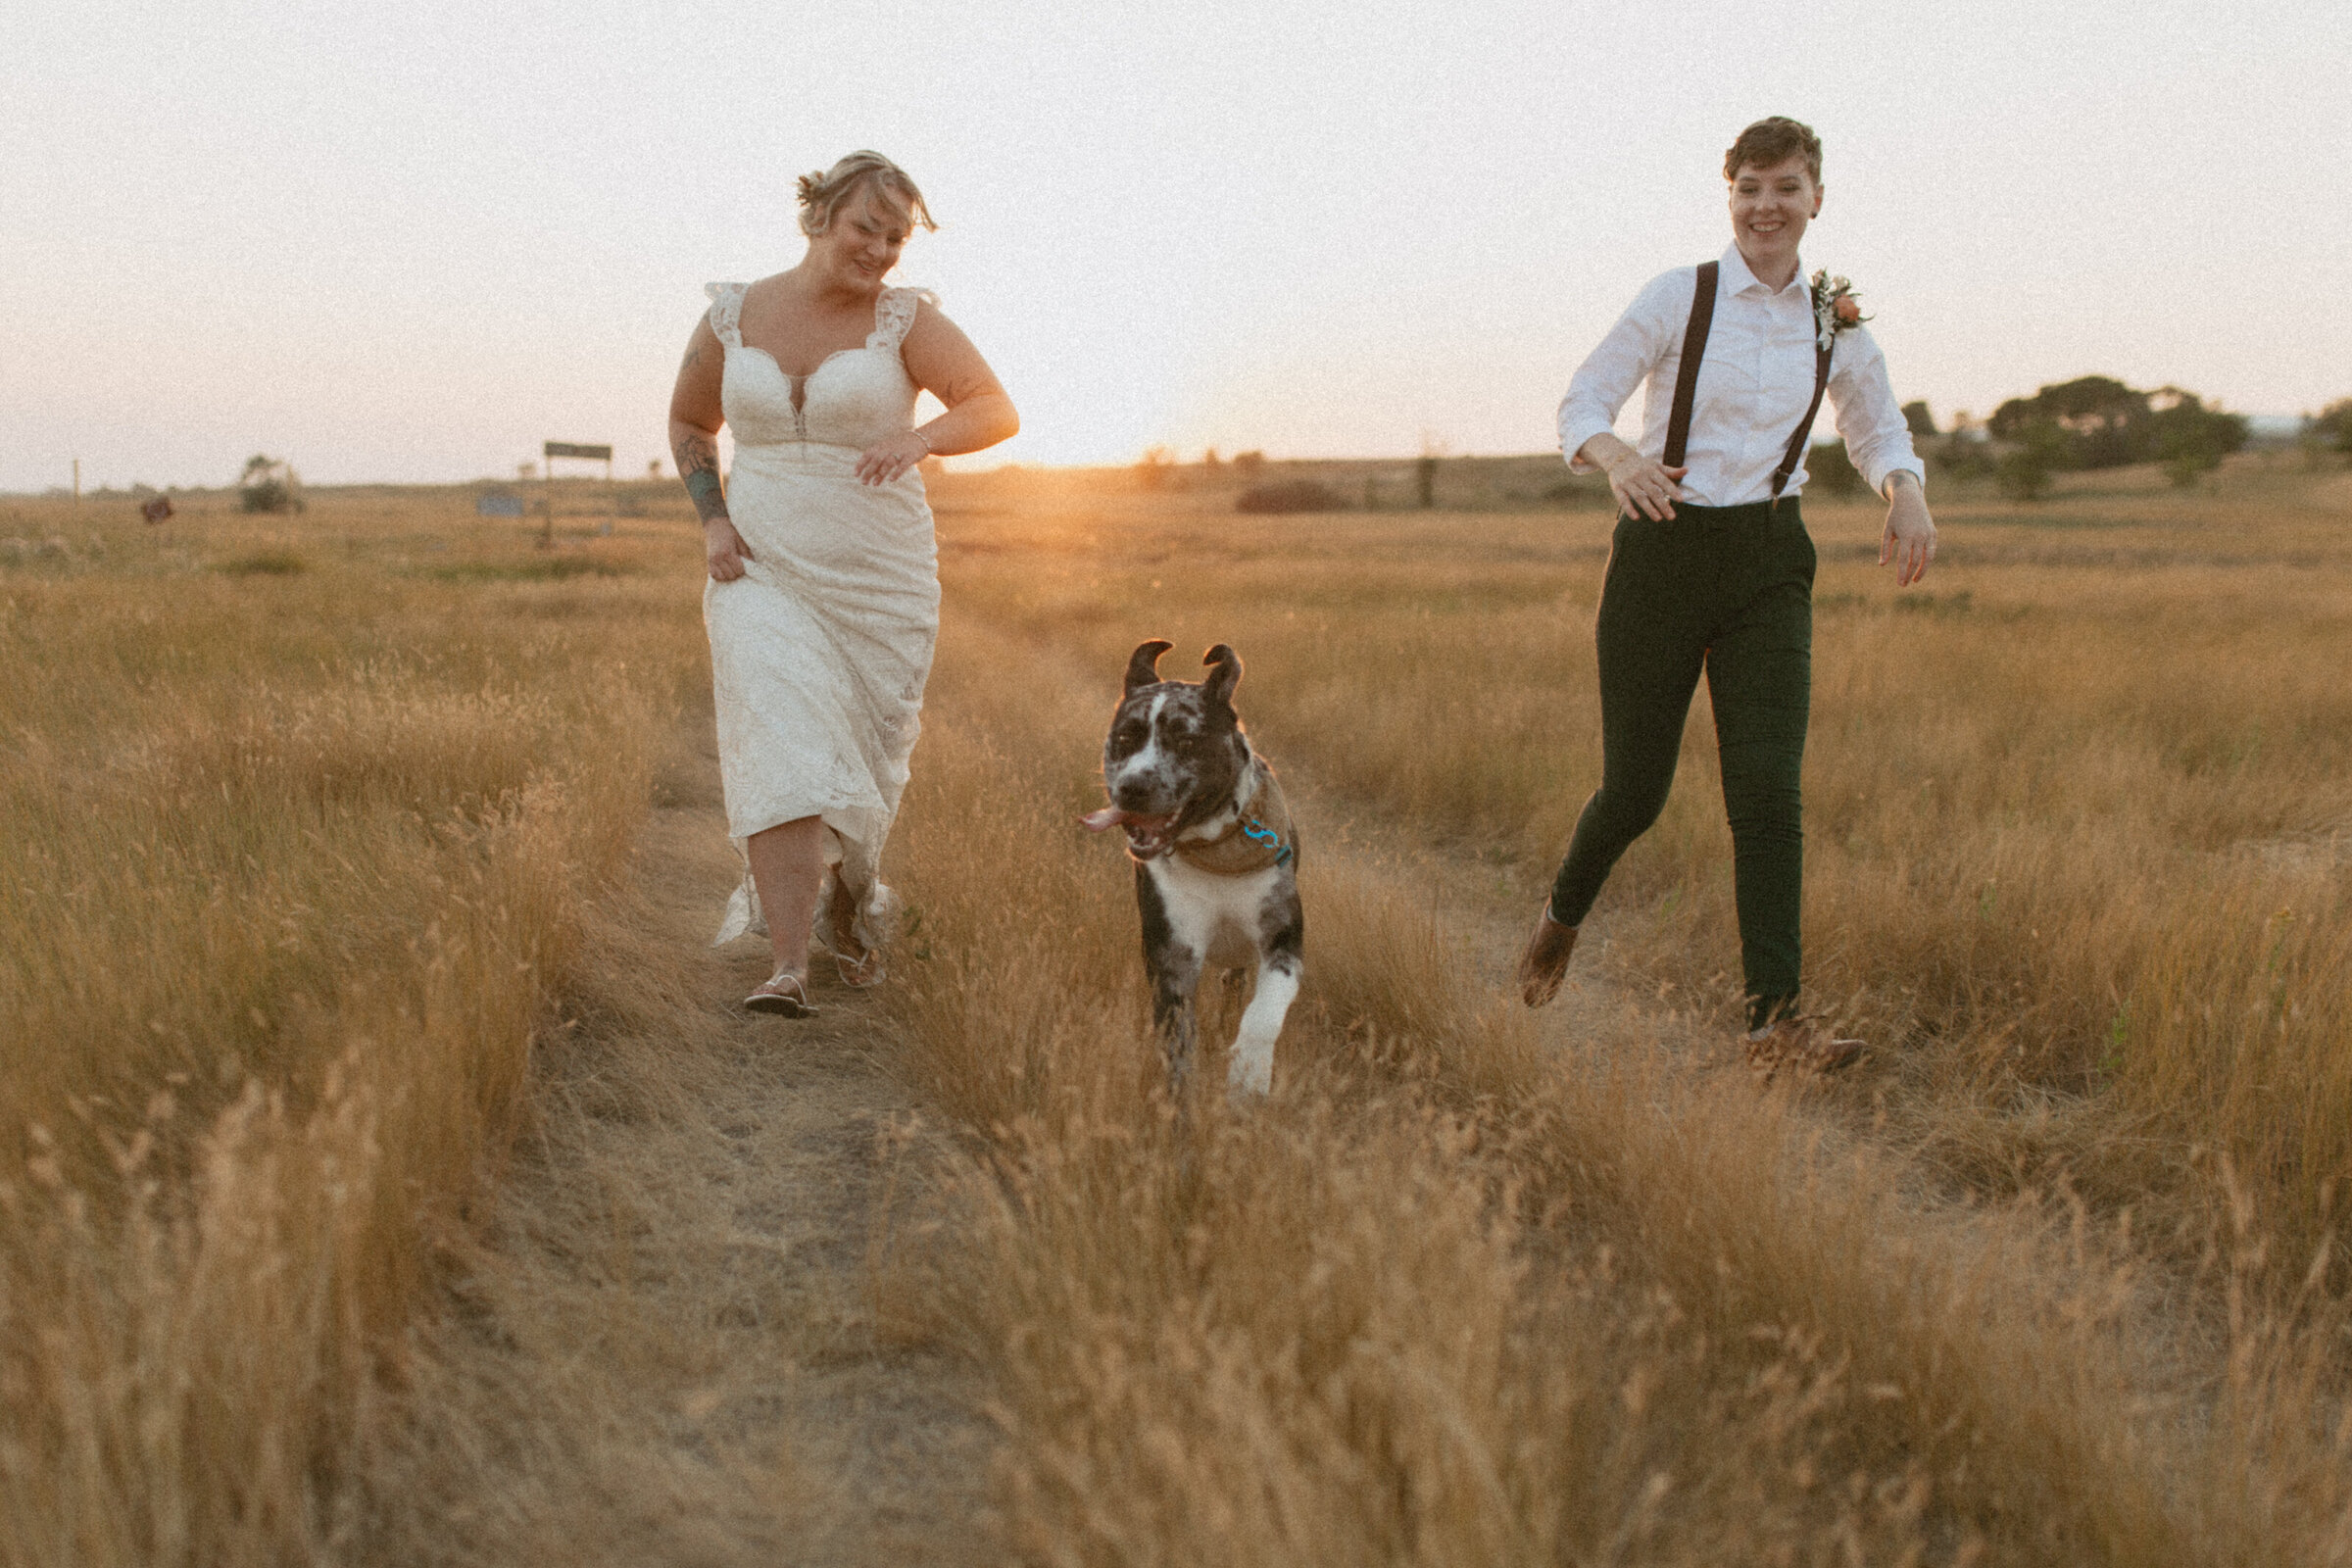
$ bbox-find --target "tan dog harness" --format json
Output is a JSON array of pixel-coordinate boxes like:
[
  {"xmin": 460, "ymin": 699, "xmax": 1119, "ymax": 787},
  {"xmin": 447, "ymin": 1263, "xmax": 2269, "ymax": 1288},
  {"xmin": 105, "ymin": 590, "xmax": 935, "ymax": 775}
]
[{"xmin": 1171, "ymin": 765, "xmax": 1297, "ymax": 876}]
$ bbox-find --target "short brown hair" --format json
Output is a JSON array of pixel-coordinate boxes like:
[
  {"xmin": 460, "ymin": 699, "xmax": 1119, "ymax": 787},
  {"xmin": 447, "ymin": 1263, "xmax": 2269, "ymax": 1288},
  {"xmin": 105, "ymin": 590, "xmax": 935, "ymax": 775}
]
[
  {"xmin": 1723, "ymin": 117, "xmax": 1822, "ymax": 184},
  {"xmin": 796, "ymin": 151, "xmax": 936, "ymax": 239}
]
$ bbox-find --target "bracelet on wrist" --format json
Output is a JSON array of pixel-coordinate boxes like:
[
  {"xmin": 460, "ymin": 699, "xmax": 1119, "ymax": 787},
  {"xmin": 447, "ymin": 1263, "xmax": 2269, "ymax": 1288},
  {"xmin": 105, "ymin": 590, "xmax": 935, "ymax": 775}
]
[{"xmin": 911, "ymin": 428, "xmax": 933, "ymax": 456}]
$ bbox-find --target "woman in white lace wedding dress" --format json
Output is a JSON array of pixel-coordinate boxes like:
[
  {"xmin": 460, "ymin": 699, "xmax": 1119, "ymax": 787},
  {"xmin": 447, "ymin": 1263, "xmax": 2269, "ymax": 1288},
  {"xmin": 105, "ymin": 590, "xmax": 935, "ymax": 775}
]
[{"xmin": 667, "ymin": 152, "xmax": 1018, "ymax": 1016}]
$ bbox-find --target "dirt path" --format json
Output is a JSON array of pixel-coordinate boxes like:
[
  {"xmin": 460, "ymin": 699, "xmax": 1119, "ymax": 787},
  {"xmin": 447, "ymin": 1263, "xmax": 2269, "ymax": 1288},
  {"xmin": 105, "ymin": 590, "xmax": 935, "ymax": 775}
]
[
  {"xmin": 354, "ymin": 635, "xmax": 1884, "ymax": 1566},
  {"xmin": 354, "ymin": 640, "xmax": 1672, "ymax": 1566},
  {"xmin": 357, "ymin": 784, "xmax": 995, "ymax": 1567}
]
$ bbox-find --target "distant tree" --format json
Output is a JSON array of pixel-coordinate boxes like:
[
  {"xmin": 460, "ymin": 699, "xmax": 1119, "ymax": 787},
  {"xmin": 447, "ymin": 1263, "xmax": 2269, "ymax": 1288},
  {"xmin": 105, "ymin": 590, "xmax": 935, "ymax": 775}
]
[
  {"xmin": 1201, "ymin": 448, "xmax": 1220, "ymax": 467},
  {"xmin": 1232, "ymin": 450, "xmax": 1266, "ymax": 472},
  {"xmin": 1987, "ymin": 375, "xmax": 2250, "ymax": 476},
  {"xmin": 2313, "ymin": 399, "xmax": 2352, "ymax": 455},
  {"xmin": 1988, "ymin": 376, "xmax": 2153, "ymax": 469},
  {"xmin": 1929, "ymin": 410, "xmax": 1989, "ymax": 481},
  {"xmin": 1929, "ymin": 416, "xmax": 1990, "ymax": 482},
  {"xmin": 1901, "ymin": 400, "xmax": 1937, "ymax": 439},
  {"xmin": 238, "ymin": 453, "xmax": 302, "ymax": 514},
  {"xmin": 2146, "ymin": 387, "xmax": 2247, "ymax": 488},
  {"xmin": 1136, "ymin": 446, "xmax": 1174, "ymax": 491},
  {"xmin": 2157, "ymin": 438, "xmax": 2221, "ymax": 489},
  {"xmin": 1806, "ymin": 441, "xmax": 1865, "ymax": 496},
  {"xmin": 1995, "ymin": 421, "xmax": 2068, "ymax": 502}
]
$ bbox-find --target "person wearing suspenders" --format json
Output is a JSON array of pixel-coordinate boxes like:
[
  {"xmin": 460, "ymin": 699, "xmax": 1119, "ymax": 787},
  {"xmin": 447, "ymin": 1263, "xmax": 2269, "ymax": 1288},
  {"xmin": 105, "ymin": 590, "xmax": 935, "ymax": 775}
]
[{"xmin": 1516, "ymin": 117, "xmax": 1937, "ymax": 1076}]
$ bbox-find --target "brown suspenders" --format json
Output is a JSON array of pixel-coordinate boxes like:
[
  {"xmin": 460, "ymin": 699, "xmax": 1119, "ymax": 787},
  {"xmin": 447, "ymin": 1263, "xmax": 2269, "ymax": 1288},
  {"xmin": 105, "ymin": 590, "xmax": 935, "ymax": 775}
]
[
  {"xmin": 1771, "ymin": 338, "xmax": 1835, "ymax": 505},
  {"xmin": 1661, "ymin": 261, "xmax": 1716, "ymax": 470},
  {"xmin": 1661, "ymin": 260, "xmax": 1835, "ymax": 506}
]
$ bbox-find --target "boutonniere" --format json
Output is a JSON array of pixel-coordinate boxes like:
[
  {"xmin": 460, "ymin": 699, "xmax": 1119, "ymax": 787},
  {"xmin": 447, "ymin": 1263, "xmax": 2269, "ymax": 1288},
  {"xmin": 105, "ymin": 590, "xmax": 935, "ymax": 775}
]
[{"xmin": 1810, "ymin": 270, "xmax": 1868, "ymax": 353}]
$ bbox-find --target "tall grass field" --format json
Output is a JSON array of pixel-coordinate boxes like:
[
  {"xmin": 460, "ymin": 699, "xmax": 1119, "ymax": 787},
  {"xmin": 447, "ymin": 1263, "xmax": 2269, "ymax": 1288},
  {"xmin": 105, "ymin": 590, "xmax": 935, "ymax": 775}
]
[{"xmin": 5, "ymin": 453, "xmax": 2351, "ymax": 1562}]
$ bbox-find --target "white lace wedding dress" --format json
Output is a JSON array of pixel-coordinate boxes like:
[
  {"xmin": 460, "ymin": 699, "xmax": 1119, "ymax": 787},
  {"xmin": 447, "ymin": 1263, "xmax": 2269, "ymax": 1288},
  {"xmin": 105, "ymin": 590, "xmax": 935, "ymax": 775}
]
[{"xmin": 702, "ymin": 280, "xmax": 940, "ymax": 954}]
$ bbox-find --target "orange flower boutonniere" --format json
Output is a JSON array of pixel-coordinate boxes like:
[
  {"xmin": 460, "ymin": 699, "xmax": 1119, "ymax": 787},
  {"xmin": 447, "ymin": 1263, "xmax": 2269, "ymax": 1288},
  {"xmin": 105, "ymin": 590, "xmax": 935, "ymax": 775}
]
[{"xmin": 1810, "ymin": 270, "xmax": 1869, "ymax": 352}]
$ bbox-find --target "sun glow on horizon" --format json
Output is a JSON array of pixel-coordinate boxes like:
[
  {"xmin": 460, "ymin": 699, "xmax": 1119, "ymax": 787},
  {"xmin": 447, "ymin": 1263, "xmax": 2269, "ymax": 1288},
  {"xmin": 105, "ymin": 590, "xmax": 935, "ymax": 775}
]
[{"xmin": 4, "ymin": 1, "xmax": 2345, "ymax": 492}]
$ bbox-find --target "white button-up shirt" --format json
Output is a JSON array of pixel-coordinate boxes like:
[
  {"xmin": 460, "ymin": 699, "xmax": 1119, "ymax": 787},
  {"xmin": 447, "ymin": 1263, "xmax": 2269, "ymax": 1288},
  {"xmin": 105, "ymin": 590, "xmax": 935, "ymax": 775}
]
[{"xmin": 1557, "ymin": 245, "xmax": 1925, "ymax": 508}]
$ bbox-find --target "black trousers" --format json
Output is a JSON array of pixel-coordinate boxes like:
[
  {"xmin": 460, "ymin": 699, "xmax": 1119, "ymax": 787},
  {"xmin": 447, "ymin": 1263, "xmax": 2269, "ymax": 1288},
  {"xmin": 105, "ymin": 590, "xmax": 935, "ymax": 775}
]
[{"xmin": 1547, "ymin": 500, "xmax": 1816, "ymax": 1030}]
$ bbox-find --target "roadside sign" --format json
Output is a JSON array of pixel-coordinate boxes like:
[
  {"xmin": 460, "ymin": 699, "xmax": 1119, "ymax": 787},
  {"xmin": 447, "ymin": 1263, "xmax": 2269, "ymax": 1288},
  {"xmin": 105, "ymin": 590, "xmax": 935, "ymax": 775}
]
[{"xmin": 536, "ymin": 441, "xmax": 617, "ymax": 546}]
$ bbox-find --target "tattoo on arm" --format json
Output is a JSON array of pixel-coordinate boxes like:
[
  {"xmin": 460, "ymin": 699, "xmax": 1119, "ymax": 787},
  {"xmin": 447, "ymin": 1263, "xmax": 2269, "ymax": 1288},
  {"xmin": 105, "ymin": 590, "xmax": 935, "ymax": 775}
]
[{"xmin": 674, "ymin": 431, "xmax": 729, "ymax": 524}]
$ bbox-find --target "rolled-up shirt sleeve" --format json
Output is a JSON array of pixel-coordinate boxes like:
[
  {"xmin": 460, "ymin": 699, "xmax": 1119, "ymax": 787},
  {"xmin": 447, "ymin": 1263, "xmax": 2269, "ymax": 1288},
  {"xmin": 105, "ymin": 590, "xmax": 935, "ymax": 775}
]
[
  {"xmin": 1827, "ymin": 325, "xmax": 1925, "ymax": 496},
  {"xmin": 1557, "ymin": 271, "xmax": 1679, "ymax": 472}
]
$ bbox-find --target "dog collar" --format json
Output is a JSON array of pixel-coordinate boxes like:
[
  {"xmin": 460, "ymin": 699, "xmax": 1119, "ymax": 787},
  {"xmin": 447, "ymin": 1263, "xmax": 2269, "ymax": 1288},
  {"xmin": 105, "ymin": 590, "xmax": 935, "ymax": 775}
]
[{"xmin": 1169, "ymin": 767, "xmax": 1297, "ymax": 877}]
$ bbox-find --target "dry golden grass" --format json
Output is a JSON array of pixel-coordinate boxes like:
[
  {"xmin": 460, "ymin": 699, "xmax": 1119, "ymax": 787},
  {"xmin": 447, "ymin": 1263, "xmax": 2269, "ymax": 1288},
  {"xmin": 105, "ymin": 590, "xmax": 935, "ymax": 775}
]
[
  {"xmin": 860, "ymin": 451, "xmax": 2352, "ymax": 1561},
  {"xmin": 0, "ymin": 489, "xmax": 705, "ymax": 1565},
  {"xmin": 934, "ymin": 456, "xmax": 2352, "ymax": 1272},
  {"xmin": 11, "ymin": 453, "xmax": 2352, "ymax": 1563}
]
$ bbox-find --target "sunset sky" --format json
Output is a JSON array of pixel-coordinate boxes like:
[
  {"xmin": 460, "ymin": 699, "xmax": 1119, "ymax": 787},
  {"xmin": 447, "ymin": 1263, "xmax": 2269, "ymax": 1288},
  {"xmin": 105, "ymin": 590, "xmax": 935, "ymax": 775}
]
[{"xmin": 4, "ymin": 0, "xmax": 2346, "ymax": 492}]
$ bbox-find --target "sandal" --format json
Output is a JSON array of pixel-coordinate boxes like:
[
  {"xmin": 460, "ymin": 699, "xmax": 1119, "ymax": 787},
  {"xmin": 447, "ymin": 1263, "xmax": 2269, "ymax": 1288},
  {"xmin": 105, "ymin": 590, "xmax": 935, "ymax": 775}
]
[
  {"xmin": 832, "ymin": 945, "xmax": 885, "ymax": 989},
  {"xmin": 745, "ymin": 970, "xmax": 816, "ymax": 1017},
  {"xmin": 824, "ymin": 879, "xmax": 884, "ymax": 989}
]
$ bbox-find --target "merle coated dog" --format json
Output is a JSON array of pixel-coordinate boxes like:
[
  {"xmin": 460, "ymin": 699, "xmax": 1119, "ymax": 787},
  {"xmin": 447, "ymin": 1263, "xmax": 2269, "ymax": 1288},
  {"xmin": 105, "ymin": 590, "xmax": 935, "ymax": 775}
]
[{"xmin": 1081, "ymin": 641, "xmax": 1303, "ymax": 1097}]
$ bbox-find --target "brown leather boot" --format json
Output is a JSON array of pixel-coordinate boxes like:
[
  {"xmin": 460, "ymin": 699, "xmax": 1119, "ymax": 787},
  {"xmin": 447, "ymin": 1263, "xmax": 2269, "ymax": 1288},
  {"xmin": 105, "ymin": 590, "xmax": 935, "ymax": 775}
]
[
  {"xmin": 1515, "ymin": 906, "xmax": 1579, "ymax": 1008},
  {"xmin": 1742, "ymin": 1015, "xmax": 1864, "ymax": 1079}
]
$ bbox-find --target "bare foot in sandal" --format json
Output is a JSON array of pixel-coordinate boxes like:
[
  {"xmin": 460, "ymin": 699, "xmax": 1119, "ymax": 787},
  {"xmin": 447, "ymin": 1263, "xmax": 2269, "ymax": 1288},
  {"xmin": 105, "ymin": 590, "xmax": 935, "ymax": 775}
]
[
  {"xmin": 745, "ymin": 969, "xmax": 816, "ymax": 1017},
  {"xmin": 825, "ymin": 876, "xmax": 884, "ymax": 989}
]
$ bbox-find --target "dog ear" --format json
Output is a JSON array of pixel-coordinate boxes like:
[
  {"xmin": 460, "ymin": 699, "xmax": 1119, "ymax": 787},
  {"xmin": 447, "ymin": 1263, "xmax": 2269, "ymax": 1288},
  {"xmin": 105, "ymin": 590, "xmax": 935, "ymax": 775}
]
[
  {"xmin": 1200, "ymin": 644, "xmax": 1242, "ymax": 707},
  {"xmin": 1124, "ymin": 639, "xmax": 1174, "ymax": 695}
]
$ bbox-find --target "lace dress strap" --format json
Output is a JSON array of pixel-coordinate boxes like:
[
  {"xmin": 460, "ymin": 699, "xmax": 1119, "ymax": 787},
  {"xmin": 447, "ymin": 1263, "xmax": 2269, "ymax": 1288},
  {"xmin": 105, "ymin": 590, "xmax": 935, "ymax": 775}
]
[
  {"xmin": 868, "ymin": 286, "xmax": 936, "ymax": 355},
  {"xmin": 704, "ymin": 281, "xmax": 748, "ymax": 348}
]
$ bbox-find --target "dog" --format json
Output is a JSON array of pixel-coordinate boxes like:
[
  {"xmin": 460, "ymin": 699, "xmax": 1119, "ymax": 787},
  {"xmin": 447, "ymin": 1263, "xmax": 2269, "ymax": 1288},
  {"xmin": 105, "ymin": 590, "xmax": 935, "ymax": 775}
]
[{"xmin": 1081, "ymin": 640, "xmax": 1303, "ymax": 1097}]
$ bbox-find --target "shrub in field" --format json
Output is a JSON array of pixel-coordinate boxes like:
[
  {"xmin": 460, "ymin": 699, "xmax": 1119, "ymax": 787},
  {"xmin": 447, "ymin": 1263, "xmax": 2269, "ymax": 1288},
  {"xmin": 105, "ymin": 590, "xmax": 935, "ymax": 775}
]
[
  {"xmin": 214, "ymin": 548, "xmax": 307, "ymax": 576},
  {"xmin": 1996, "ymin": 422, "xmax": 2067, "ymax": 500},
  {"xmin": 1806, "ymin": 439, "xmax": 1865, "ymax": 495},
  {"xmin": 2161, "ymin": 435, "xmax": 2226, "ymax": 488},
  {"xmin": 1235, "ymin": 478, "xmax": 1342, "ymax": 514},
  {"xmin": 2312, "ymin": 397, "xmax": 2352, "ymax": 455},
  {"xmin": 2151, "ymin": 389, "xmax": 2248, "ymax": 487},
  {"xmin": 1996, "ymin": 447, "xmax": 2052, "ymax": 501},
  {"xmin": 238, "ymin": 454, "xmax": 303, "ymax": 514},
  {"xmin": 1932, "ymin": 432, "xmax": 1995, "ymax": 483}
]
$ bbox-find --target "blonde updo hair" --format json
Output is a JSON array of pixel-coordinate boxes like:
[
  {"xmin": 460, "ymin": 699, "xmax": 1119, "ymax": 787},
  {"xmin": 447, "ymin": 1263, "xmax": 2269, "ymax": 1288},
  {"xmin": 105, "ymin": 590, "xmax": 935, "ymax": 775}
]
[{"xmin": 796, "ymin": 151, "xmax": 936, "ymax": 238}]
